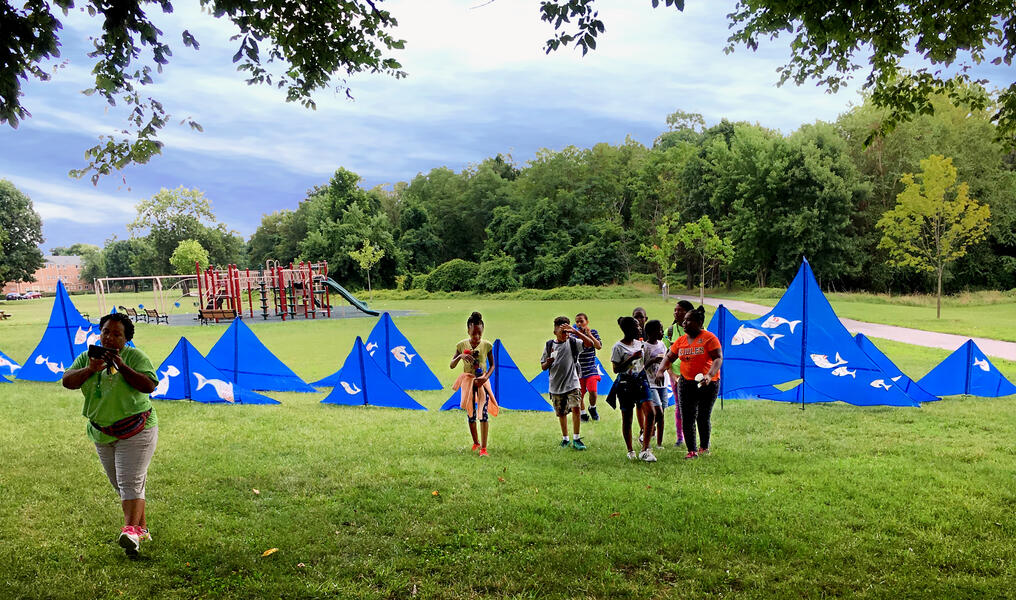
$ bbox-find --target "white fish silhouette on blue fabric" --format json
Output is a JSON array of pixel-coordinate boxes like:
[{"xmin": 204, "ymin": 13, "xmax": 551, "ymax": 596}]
[
  {"xmin": 831, "ymin": 365, "xmax": 856, "ymax": 378},
  {"xmin": 731, "ymin": 325, "xmax": 783, "ymax": 349},
  {"xmin": 391, "ymin": 346, "xmax": 415, "ymax": 367},
  {"xmin": 151, "ymin": 365, "xmax": 181, "ymax": 397},
  {"xmin": 365, "ymin": 342, "xmax": 379, "ymax": 356},
  {"xmin": 810, "ymin": 353, "xmax": 847, "ymax": 369},
  {"xmin": 35, "ymin": 355, "xmax": 65, "ymax": 374},
  {"xmin": 973, "ymin": 357, "xmax": 990, "ymax": 372},
  {"xmin": 74, "ymin": 327, "xmax": 90, "ymax": 345},
  {"xmin": 0, "ymin": 355, "xmax": 20, "ymax": 373},
  {"xmin": 340, "ymin": 381, "xmax": 361, "ymax": 395},
  {"xmin": 760, "ymin": 316, "xmax": 802, "ymax": 334},
  {"xmin": 869, "ymin": 379, "xmax": 892, "ymax": 391},
  {"xmin": 194, "ymin": 372, "xmax": 235, "ymax": 403}
]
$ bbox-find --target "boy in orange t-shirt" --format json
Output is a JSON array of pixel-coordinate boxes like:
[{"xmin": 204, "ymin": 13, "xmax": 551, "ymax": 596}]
[{"xmin": 658, "ymin": 307, "xmax": 722, "ymax": 459}]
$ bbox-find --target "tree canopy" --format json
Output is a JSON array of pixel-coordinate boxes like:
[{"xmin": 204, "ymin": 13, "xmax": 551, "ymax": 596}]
[{"xmin": 0, "ymin": 179, "xmax": 44, "ymax": 283}]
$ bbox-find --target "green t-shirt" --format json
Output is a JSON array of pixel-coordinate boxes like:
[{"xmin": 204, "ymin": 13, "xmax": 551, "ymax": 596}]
[
  {"xmin": 456, "ymin": 339, "xmax": 493, "ymax": 374},
  {"xmin": 664, "ymin": 322, "xmax": 685, "ymax": 347},
  {"xmin": 70, "ymin": 347, "xmax": 159, "ymax": 444}
]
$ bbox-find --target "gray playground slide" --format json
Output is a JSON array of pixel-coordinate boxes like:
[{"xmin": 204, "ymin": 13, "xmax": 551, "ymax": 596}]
[{"xmin": 321, "ymin": 278, "xmax": 380, "ymax": 316}]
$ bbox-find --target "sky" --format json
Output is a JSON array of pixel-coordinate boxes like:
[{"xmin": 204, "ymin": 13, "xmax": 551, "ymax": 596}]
[{"xmin": 0, "ymin": 0, "xmax": 1010, "ymax": 252}]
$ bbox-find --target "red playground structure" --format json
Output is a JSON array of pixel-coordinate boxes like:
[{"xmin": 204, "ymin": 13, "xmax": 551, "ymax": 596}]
[{"xmin": 196, "ymin": 260, "xmax": 357, "ymax": 321}]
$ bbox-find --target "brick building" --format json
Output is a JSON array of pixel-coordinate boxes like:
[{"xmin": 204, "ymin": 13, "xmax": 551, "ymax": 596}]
[{"xmin": 3, "ymin": 255, "xmax": 91, "ymax": 294}]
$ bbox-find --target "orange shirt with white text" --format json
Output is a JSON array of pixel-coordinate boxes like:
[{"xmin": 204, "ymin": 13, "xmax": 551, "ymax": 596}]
[{"xmin": 670, "ymin": 330, "xmax": 721, "ymax": 381}]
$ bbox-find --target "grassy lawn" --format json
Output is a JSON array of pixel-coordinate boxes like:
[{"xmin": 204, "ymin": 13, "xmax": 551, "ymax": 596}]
[
  {"xmin": 1, "ymin": 294, "xmax": 1014, "ymax": 598},
  {"xmin": 688, "ymin": 287, "xmax": 1016, "ymax": 343}
]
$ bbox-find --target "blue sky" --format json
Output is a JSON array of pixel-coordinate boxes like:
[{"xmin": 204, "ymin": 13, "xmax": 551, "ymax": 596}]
[{"xmin": 1, "ymin": 1, "xmax": 1009, "ymax": 252}]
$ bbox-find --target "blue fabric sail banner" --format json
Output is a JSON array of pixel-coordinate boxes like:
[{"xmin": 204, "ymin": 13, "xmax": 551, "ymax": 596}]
[
  {"xmin": 17, "ymin": 280, "xmax": 97, "ymax": 382},
  {"xmin": 0, "ymin": 349, "xmax": 22, "ymax": 378},
  {"xmin": 151, "ymin": 337, "xmax": 279, "ymax": 404},
  {"xmin": 707, "ymin": 260, "xmax": 921, "ymax": 407},
  {"xmin": 320, "ymin": 337, "xmax": 427, "ymax": 409},
  {"xmin": 205, "ymin": 318, "xmax": 316, "ymax": 392},
  {"xmin": 854, "ymin": 333, "xmax": 940, "ymax": 403},
  {"xmin": 529, "ymin": 356, "xmax": 614, "ymax": 394},
  {"xmin": 1, "ymin": 375, "xmax": 9, "ymax": 384},
  {"xmin": 917, "ymin": 339, "xmax": 1016, "ymax": 398},
  {"xmin": 441, "ymin": 339, "xmax": 552, "ymax": 411},
  {"xmin": 360, "ymin": 312, "xmax": 442, "ymax": 390}
]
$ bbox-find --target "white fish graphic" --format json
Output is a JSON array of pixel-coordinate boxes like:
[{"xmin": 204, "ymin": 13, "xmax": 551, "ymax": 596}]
[
  {"xmin": 731, "ymin": 325, "xmax": 783, "ymax": 349},
  {"xmin": 891, "ymin": 375, "xmax": 902, "ymax": 382},
  {"xmin": 973, "ymin": 357, "xmax": 990, "ymax": 372},
  {"xmin": 74, "ymin": 326, "xmax": 89, "ymax": 345},
  {"xmin": 34, "ymin": 354, "xmax": 65, "ymax": 374},
  {"xmin": 86, "ymin": 331, "xmax": 101, "ymax": 347},
  {"xmin": 831, "ymin": 366, "xmax": 856, "ymax": 378},
  {"xmin": 870, "ymin": 379, "xmax": 892, "ymax": 391},
  {"xmin": 760, "ymin": 316, "xmax": 802, "ymax": 334},
  {"xmin": 0, "ymin": 356, "xmax": 20, "ymax": 373},
  {"xmin": 339, "ymin": 381, "xmax": 361, "ymax": 395},
  {"xmin": 810, "ymin": 353, "xmax": 847, "ymax": 369},
  {"xmin": 365, "ymin": 342, "xmax": 379, "ymax": 356},
  {"xmin": 194, "ymin": 372, "xmax": 235, "ymax": 403},
  {"xmin": 151, "ymin": 365, "xmax": 181, "ymax": 397},
  {"xmin": 391, "ymin": 345, "xmax": 415, "ymax": 367}
]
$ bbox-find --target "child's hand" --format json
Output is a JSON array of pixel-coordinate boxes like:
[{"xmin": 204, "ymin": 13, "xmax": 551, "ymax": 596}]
[
  {"xmin": 630, "ymin": 350, "xmax": 643, "ymax": 360},
  {"xmin": 544, "ymin": 356, "xmax": 555, "ymax": 365}
]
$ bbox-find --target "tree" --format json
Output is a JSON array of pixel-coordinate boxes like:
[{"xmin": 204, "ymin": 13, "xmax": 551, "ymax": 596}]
[
  {"xmin": 3, "ymin": 1, "xmax": 406, "ymax": 182},
  {"xmin": 636, "ymin": 215, "xmax": 682, "ymax": 287},
  {"xmin": 348, "ymin": 239, "xmax": 384, "ymax": 300},
  {"xmin": 80, "ymin": 248, "xmax": 106, "ymax": 284},
  {"xmin": 51, "ymin": 243, "xmax": 100, "ymax": 256},
  {"xmin": 877, "ymin": 155, "xmax": 991, "ymax": 318},
  {"xmin": 675, "ymin": 216, "xmax": 733, "ymax": 305},
  {"xmin": 0, "ymin": 179, "xmax": 44, "ymax": 283},
  {"xmin": 169, "ymin": 239, "xmax": 210, "ymax": 275},
  {"xmin": 540, "ymin": 1, "xmax": 1016, "ymax": 150}
]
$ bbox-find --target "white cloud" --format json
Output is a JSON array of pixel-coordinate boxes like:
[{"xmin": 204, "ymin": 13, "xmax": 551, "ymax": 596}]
[{"xmin": 2, "ymin": 175, "xmax": 139, "ymax": 224}]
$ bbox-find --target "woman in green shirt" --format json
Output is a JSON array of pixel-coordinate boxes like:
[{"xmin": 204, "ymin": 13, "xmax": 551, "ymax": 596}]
[{"xmin": 62, "ymin": 313, "xmax": 158, "ymax": 557}]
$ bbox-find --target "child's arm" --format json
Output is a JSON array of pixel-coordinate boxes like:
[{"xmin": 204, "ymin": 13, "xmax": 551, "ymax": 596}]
[
  {"xmin": 563, "ymin": 325, "xmax": 596, "ymax": 348},
  {"xmin": 476, "ymin": 355, "xmax": 495, "ymax": 384},
  {"xmin": 450, "ymin": 349, "xmax": 465, "ymax": 370}
]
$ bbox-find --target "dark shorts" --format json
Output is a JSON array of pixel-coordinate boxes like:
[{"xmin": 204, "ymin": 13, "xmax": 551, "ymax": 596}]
[
  {"xmin": 467, "ymin": 398, "xmax": 489, "ymax": 423},
  {"xmin": 551, "ymin": 390, "xmax": 581, "ymax": 417}
]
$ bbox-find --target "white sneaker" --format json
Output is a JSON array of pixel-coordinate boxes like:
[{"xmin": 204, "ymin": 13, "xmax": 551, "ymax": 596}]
[
  {"xmin": 639, "ymin": 450, "xmax": 657, "ymax": 462},
  {"xmin": 627, "ymin": 450, "xmax": 637, "ymax": 460},
  {"xmin": 118, "ymin": 527, "xmax": 140, "ymax": 556}
]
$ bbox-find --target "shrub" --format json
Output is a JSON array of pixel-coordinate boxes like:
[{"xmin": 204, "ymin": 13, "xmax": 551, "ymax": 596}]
[
  {"xmin": 473, "ymin": 254, "xmax": 521, "ymax": 293},
  {"xmin": 410, "ymin": 273, "xmax": 429, "ymax": 290},
  {"xmin": 425, "ymin": 259, "xmax": 479, "ymax": 292}
]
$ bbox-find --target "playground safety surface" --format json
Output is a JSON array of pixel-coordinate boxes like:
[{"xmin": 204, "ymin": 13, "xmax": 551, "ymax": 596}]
[{"xmin": 164, "ymin": 307, "xmax": 418, "ymax": 326}]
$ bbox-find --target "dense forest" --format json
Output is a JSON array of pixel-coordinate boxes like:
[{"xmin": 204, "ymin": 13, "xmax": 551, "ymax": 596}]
[{"xmin": 36, "ymin": 89, "xmax": 1016, "ymax": 295}]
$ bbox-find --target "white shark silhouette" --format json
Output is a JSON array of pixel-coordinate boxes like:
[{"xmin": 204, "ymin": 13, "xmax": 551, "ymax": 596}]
[
  {"xmin": 151, "ymin": 365, "xmax": 181, "ymax": 397},
  {"xmin": 86, "ymin": 331, "xmax": 101, "ymax": 347},
  {"xmin": 0, "ymin": 355, "xmax": 20, "ymax": 373},
  {"xmin": 340, "ymin": 381, "xmax": 361, "ymax": 395},
  {"xmin": 760, "ymin": 316, "xmax": 802, "ymax": 334},
  {"xmin": 810, "ymin": 353, "xmax": 847, "ymax": 369},
  {"xmin": 731, "ymin": 325, "xmax": 783, "ymax": 349},
  {"xmin": 73, "ymin": 326, "xmax": 90, "ymax": 346},
  {"xmin": 391, "ymin": 345, "xmax": 415, "ymax": 367},
  {"xmin": 870, "ymin": 379, "xmax": 892, "ymax": 391},
  {"xmin": 891, "ymin": 375, "xmax": 902, "ymax": 382},
  {"xmin": 34, "ymin": 354, "xmax": 65, "ymax": 374},
  {"xmin": 194, "ymin": 372, "xmax": 235, "ymax": 403},
  {"xmin": 365, "ymin": 342, "xmax": 379, "ymax": 356},
  {"xmin": 973, "ymin": 357, "xmax": 990, "ymax": 372},
  {"xmin": 831, "ymin": 366, "xmax": 856, "ymax": 378}
]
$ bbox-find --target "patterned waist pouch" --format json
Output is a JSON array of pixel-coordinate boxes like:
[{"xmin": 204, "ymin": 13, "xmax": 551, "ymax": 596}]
[{"xmin": 90, "ymin": 409, "xmax": 151, "ymax": 440}]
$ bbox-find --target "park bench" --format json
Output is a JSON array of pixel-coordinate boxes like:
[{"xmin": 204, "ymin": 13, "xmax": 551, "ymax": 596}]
[
  {"xmin": 198, "ymin": 308, "xmax": 237, "ymax": 325},
  {"xmin": 121, "ymin": 307, "xmax": 145, "ymax": 323},
  {"xmin": 0, "ymin": 311, "xmax": 10, "ymax": 320},
  {"xmin": 144, "ymin": 309, "xmax": 169, "ymax": 325}
]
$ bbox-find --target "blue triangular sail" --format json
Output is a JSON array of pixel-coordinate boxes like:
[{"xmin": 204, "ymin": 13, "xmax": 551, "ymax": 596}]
[
  {"xmin": 441, "ymin": 339, "xmax": 552, "ymax": 411},
  {"xmin": 854, "ymin": 333, "xmax": 940, "ymax": 402},
  {"xmin": 707, "ymin": 260, "xmax": 921, "ymax": 407},
  {"xmin": 0, "ymin": 348, "xmax": 22, "ymax": 378},
  {"xmin": 151, "ymin": 337, "xmax": 279, "ymax": 404},
  {"xmin": 327, "ymin": 312, "xmax": 442, "ymax": 390},
  {"xmin": 205, "ymin": 318, "xmax": 316, "ymax": 392},
  {"xmin": 918, "ymin": 340, "xmax": 1016, "ymax": 398},
  {"xmin": 1, "ymin": 375, "xmax": 9, "ymax": 383},
  {"xmin": 320, "ymin": 337, "xmax": 427, "ymax": 409},
  {"xmin": 16, "ymin": 280, "xmax": 97, "ymax": 382},
  {"xmin": 529, "ymin": 356, "xmax": 614, "ymax": 394}
]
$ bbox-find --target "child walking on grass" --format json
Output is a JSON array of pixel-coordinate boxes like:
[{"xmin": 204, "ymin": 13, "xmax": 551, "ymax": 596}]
[
  {"xmin": 450, "ymin": 311, "xmax": 497, "ymax": 457},
  {"xmin": 642, "ymin": 319, "xmax": 668, "ymax": 449},
  {"xmin": 540, "ymin": 316, "xmax": 598, "ymax": 450},
  {"xmin": 573, "ymin": 312, "xmax": 603, "ymax": 422},
  {"xmin": 610, "ymin": 316, "xmax": 656, "ymax": 462}
]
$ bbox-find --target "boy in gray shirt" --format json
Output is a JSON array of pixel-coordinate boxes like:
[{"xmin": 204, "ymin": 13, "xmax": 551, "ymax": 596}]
[{"xmin": 540, "ymin": 316, "xmax": 597, "ymax": 450}]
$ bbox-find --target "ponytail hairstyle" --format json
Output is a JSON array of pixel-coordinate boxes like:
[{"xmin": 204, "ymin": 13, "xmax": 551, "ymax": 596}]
[
  {"xmin": 687, "ymin": 306, "xmax": 707, "ymax": 325},
  {"xmin": 467, "ymin": 311, "xmax": 484, "ymax": 330}
]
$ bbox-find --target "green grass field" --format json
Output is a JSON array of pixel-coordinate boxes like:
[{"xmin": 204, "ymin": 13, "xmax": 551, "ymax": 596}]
[{"xmin": 1, "ymin": 294, "xmax": 1015, "ymax": 599}]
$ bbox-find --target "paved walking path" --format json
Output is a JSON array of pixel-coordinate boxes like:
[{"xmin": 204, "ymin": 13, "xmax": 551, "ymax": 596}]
[{"xmin": 670, "ymin": 294, "xmax": 1016, "ymax": 362}]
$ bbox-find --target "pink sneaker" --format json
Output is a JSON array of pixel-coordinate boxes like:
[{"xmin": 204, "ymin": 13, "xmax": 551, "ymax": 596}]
[
  {"xmin": 118, "ymin": 526, "xmax": 140, "ymax": 556},
  {"xmin": 684, "ymin": 451, "xmax": 698, "ymax": 460},
  {"xmin": 478, "ymin": 448, "xmax": 490, "ymax": 457},
  {"xmin": 471, "ymin": 443, "xmax": 481, "ymax": 452}
]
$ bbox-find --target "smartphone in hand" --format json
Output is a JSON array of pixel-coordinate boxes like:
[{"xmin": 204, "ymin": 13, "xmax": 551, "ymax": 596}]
[{"xmin": 87, "ymin": 344, "xmax": 106, "ymax": 360}]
